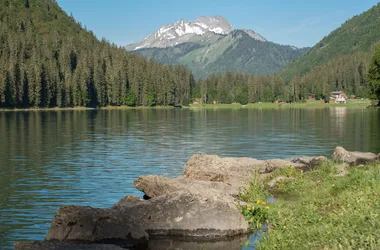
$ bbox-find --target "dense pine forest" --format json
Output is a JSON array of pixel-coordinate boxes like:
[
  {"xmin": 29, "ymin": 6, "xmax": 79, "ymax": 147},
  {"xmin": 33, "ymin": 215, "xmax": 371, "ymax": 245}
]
[
  {"xmin": 0, "ymin": 0, "xmax": 379, "ymax": 108},
  {"xmin": 197, "ymin": 45, "xmax": 376, "ymax": 104},
  {"xmin": 0, "ymin": 0, "xmax": 195, "ymax": 108}
]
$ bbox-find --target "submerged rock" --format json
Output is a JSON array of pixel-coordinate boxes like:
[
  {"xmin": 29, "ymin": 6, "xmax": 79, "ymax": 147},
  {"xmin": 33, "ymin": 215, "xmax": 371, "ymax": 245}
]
[
  {"xmin": 332, "ymin": 146, "xmax": 379, "ymax": 165},
  {"xmin": 45, "ymin": 206, "xmax": 148, "ymax": 247}
]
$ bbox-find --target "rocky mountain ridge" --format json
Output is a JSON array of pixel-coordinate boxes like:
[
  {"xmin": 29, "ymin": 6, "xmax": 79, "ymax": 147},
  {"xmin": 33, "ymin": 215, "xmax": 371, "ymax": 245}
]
[{"xmin": 125, "ymin": 16, "xmax": 266, "ymax": 51}]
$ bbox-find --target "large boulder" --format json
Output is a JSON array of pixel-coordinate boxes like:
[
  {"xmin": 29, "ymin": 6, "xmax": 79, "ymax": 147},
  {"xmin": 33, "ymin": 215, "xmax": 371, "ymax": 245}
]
[
  {"xmin": 115, "ymin": 191, "xmax": 250, "ymax": 238},
  {"xmin": 46, "ymin": 191, "xmax": 250, "ymax": 245},
  {"xmin": 182, "ymin": 154, "xmax": 328, "ymax": 182},
  {"xmin": 45, "ymin": 206, "xmax": 148, "ymax": 248},
  {"xmin": 14, "ymin": 241, "xmax": 127, "ymax": 250},
  {"xmin": 332, "ymin": 146, "xmax": 379, "ymax": 165},
  {"xmin": 182, "ymin": 154, "xmax": 263, "ymax": 186},
  {"xmin": 134, "ymin": 175, "xmax": 239, "ymax": 202}
]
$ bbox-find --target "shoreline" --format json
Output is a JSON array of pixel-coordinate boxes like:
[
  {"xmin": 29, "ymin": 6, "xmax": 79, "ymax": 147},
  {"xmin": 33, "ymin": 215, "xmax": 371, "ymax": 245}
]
[
  {"xmin": 0, "ymin": 100, "xmax": 374, "ymax": 112},
  {"xmin": 248, "ymin": 148, "xmax": 380, "ymax": 249},
  {"xmin": 14, "ymin": 147, "xmax": 380, "ymax": 250},
  {"xmin": 0, "ymin": 105, "xmax": 177, "ymax": 112}
]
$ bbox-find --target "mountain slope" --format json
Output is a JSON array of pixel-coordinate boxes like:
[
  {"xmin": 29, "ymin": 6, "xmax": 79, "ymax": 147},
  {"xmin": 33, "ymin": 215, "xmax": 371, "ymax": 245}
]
[
  {"xmin": 0, "ymin": 0, "xmax": 195, "ymax": 108},
  {"xmin": 126, "ymin": 16, "xmax": 307, "ymax": 79},
  {"xmin": 135, "ymin": 29, "xmax": 308, "ymax": 78},
  {"xmin": 281, "ymin": 2, "xmax": 380, "ymax": 80}
]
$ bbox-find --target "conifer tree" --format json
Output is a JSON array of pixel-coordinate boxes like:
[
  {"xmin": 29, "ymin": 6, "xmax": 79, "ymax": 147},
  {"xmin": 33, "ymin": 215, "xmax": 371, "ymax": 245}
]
[{"xmin": 367, "ymin": 44, "xmax": 380, "ymax": 105}]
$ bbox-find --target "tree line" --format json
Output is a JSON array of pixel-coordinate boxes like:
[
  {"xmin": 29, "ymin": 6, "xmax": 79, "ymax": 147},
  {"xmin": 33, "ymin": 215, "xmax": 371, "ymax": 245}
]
[
  {"xmin": 0, "ymin": 0, "xmax": 379, "ymax": 109},
  {"xmin": 0, "ymin": 0, "xmax": 194, "ymax": 108},
  {"xmin": 197, "ymin": 44, "xmax": 378, "ymax": 104}
]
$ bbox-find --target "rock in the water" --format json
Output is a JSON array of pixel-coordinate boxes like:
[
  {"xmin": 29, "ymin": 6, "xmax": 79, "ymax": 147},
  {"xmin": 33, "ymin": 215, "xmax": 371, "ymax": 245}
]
[
  {"xmin": 45, "ymin": 206, "xmax": 148, "ymax": 247},
  {"xmin": 332, "ymin": 146, "xmax": 379, "ymax": 165},
  {"xmin": 47, "ymin": 192, "xmax": 250, "ymax": 243},
  {"xmin": 183, "ymin": 154, "xmax": 328, "ymax": 183},
  {"xmin": 112, "ymin": 195, "xmax": 143, "ymax": 209},
  {"xmin": 115, "ymin": 191, "xmax": 250, "ymax": 238},
  {"xmin": 182, "ymin": 154, "xmax": 261, "ymax": 187},
  {"xmin": 14, "ymin": 241, "xmax": 128, "ymax": 250},
  {"xmin": 267, "ymin": 176, "xmax": 295, "ymax": 188},
  {"xmin": 134, "ymin": 175, "xmax": 239, "ymax": 202}
]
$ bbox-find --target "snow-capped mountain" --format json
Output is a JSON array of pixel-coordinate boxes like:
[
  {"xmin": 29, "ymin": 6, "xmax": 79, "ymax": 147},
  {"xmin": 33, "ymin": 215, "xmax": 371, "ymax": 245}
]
[
  {"xmin": 125, "ymin": 16, "xmax": 308, "ymax": 79},
  {"xmin": 126, "ymin": 16, "xmax": 236, "ymax": 50}
]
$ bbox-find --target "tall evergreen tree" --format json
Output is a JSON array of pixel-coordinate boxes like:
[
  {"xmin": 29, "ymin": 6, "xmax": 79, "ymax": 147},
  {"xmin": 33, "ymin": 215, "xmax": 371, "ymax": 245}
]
[{"xmin": 367, "ymin": 44, "xmax": 380, "ymax": 105}]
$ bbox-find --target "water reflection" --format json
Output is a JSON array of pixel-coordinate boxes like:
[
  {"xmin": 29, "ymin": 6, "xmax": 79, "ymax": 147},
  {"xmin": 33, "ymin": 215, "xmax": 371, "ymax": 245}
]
[
  {"xmin": 330, "ymin": 107, "xmax": 347, "ymax": 137},
  {"xmin": 0, "ymin": 108, "xmax": 379, "ymax": 249}
]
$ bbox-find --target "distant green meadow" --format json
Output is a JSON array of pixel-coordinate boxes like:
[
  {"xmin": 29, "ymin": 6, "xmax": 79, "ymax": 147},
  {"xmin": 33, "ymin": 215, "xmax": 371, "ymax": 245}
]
[
  {"xmin": 0, "ymin": 99, "xmax": 374, "ymax": 112},
  {"xmin": 188, "ymin": 99, "xmax": 373, "ymax": 109}
]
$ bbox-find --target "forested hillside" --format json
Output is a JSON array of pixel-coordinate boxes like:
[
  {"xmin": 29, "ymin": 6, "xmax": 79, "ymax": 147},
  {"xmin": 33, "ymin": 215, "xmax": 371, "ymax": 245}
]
[
  {"xmin": 282, "ymin": 2, "xmax": 380, "ymax": 80},
  {"xmin": 195, "ymin": 3, "xmax": 380, "ymax": 105},
  {"xmin": 0, "ymin": 0, "xmax": 195, "ymax": 108},
  {"xmin": 196, "ymin": 47, "xmax": 374, "ymax": 105},
  {"xmin": 0, "ymin": 0, "xmax": 378, "ymax": 108}
]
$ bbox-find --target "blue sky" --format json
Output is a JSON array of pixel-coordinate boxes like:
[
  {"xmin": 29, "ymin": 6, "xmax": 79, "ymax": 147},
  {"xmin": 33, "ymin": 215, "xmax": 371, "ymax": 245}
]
[{"xmin": 57, "ymin": 0, "xmax": 379, "ymax": 48}]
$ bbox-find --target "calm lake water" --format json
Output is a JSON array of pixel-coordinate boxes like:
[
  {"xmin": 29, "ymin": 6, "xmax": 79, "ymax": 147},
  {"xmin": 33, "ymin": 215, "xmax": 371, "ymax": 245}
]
[{"xmin": 0, "ymin": 108, "xmax": 379, "ymax": 249}]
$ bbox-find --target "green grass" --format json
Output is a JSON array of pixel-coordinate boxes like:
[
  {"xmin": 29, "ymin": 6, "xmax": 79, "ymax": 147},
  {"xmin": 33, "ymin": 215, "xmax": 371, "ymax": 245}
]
[
  {"xmin": 187, "ymin": 99, "xmax": 373, "ymax": 109},
  {"xmin": 240, "ymin": 161, "xmax": 380, "ymax": 249},
  {"xmin": 0, "ymin": 105, "xmax": 178, "ymax": 112},
  {"xmin": 0, "ymin": 100, "xmax": 373, "ymax": 112}
]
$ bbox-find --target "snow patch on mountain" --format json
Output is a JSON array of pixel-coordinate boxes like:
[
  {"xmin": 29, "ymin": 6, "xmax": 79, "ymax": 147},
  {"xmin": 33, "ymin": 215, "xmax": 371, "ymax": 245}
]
[
  {"xmin": 126, "ymin": 16, "xmax": 236, "ymax": 50},
  {"xmin": 125, "ymin": 16, "xmax": 270, "ymax": 51}
]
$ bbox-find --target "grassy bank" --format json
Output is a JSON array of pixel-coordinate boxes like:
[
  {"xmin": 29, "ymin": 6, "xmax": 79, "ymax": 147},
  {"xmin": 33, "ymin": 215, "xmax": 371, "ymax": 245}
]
[
  {"xmin": 189, "ymin": 99, "xmax": 373, "ymax": 109},
  {"xmin": 0, "ymin": 99, "xmax": 374, "ymax": 112},
  {"xmin": 240, "ymin": 161, "xmax": 380, "ymax": 249},
  {"xmin": 0, "ymin": 105, "xmax": 177, "ymax": 112}
]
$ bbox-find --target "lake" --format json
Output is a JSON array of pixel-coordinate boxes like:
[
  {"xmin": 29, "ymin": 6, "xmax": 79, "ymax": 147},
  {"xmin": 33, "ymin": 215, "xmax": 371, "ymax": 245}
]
[{"xmin": 1, "ymin": 107, "xmax": 379, "ymax": 249}]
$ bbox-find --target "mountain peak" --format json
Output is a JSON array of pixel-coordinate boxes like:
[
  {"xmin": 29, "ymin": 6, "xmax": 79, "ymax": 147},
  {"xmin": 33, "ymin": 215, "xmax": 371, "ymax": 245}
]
[
  {"xmin": 125, "ymin": 16, "xmax": 235, "ymax": 51},
  {"xmin": 193, "ymin": 16, "xmax": 234, "ymax": 34},
  {"xmin": 241, "ymin": 29, "xmax": 267, "ymax": 42}
]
